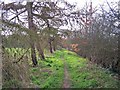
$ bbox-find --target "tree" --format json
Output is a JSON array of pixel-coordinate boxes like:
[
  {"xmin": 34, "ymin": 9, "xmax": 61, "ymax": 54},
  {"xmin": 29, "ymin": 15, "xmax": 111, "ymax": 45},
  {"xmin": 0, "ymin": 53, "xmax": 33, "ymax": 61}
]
[
  {"xmin": 27, "ymin": 2, "xmax": 37, "ymax": 65},
  {"xmin": 1, "ymin": 1, "xmax": 77, "ymax": 65}
]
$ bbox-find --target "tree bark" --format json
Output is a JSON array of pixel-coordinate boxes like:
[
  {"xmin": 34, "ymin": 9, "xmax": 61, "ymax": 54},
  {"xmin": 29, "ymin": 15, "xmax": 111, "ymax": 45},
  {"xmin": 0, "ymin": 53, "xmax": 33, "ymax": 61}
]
[
  {"xmin": 27, "ymin": 2, "xmax": 37, "ymax": 66},
  {"xmin": 53, "ymin": 45, "xmax": 56, "ymax": 51},
  {"xmin": 36, "ymin": 42, "xmax": 45, "ymax": 60},
  {"xmin": 49, "ymin": 40, "xmax": 53, "ymax": 53},
  {"xmin": 53, "ymin": 40, "xmax": 56, "ymax": 51}
]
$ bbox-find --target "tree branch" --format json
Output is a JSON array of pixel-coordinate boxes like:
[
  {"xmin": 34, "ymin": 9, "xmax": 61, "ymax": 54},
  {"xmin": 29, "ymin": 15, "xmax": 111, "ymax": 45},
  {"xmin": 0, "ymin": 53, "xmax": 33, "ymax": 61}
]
[{"xmin": 9, "ymin": 9, "xmax": 27, "ymax": 21}]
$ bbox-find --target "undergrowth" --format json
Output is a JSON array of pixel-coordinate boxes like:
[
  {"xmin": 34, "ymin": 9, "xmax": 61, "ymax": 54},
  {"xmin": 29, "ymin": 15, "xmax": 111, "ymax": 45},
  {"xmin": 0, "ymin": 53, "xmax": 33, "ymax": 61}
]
[{"xmin": 28, "ymin": 49, "xmax": 119, "ymax": 88}]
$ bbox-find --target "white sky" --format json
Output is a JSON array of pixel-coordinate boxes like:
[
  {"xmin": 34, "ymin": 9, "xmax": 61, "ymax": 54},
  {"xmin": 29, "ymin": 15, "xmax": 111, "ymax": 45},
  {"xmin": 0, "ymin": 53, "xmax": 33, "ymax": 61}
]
[
  {"xmin": 0, "ymin": 0, "xmax": 119, "ymax": 31},
  {"xmin": 1, "ymin": 0, "xmax": 119, "ymax": 12},
  {"xmin": 68, "ymin": 0, "xmax": 119, "ymax": 7},
  {"xmin": 1, "ymin": 0, "xmax": 119, "ymax": 16},
  {"xmin": 1, "ymin": 0, "xmax": 119, "ymax": 6}
]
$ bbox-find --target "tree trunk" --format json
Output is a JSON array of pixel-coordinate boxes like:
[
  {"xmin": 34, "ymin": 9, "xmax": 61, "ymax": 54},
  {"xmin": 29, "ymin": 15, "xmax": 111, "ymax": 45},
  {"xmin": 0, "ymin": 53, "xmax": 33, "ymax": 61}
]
[
  {"xmin": 31, "ymin": 43, "xmax": 37, "ymax": 65},
  {"xmin": 27, "ymin": 2, "xmax": 37, "ymax": 66},
  {"xmin": 36, "ymin": 43, "xmax": 45, "ymax": 60},
  {"xmin": 53, "ymin": 41, "xmax": 56, "ymax": 51},
  {"xmin": 49, "ymin": 40, "xmax": 53, "ymax": 53},
  {"xmin": 53, "ymin": 45, "xmax": 56, "ymax": 51}
]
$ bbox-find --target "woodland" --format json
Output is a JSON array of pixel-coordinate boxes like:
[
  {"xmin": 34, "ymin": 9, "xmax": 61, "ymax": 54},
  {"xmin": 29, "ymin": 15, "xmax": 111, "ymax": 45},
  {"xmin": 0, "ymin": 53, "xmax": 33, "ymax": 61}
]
[{"xmin": 0, "ymin": 0, "xmax": 120, "ymax": 88}]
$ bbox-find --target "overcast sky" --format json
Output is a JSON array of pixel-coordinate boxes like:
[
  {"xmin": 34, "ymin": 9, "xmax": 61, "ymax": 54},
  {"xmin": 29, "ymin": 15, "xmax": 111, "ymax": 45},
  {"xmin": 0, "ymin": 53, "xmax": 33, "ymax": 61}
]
[
  {"xmin": 0, "ymin": 0, "xmax": 119, "ymax": 30},
  {"xmin": 1, "ymin": 0, "xmax": 119, "ymax": 7},
  {"xmin": 1, "ymin": 0, "xmax": 119, "ymax": 13}
]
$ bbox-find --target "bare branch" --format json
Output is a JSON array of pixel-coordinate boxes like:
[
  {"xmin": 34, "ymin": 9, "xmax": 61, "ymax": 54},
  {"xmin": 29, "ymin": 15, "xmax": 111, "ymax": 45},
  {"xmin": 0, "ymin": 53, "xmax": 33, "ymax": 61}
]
[{"xmin": 9, "ymin": 9, "xmax": 27, "ymax": 21}]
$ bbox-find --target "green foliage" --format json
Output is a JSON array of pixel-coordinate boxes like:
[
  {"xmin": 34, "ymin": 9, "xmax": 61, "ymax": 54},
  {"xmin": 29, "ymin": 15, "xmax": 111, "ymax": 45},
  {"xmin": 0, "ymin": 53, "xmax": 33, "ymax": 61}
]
[
  {"xmin": 5, "ymin": 48, "xmax": 31, "ymax": 58},
  {"xmin": 30, "ymin": 49, "xmax": 119, "ymax": 88},
  {"xmin": 61, "ymin": 49, "xmax": 119, "ymax": 88},
  {"xmin": 6, "ymin": 48, "xmax": 118, "ymax": 88},
  {"xmin": 30, "ymin": 50, "xmax": 64, "ymax": 88}
]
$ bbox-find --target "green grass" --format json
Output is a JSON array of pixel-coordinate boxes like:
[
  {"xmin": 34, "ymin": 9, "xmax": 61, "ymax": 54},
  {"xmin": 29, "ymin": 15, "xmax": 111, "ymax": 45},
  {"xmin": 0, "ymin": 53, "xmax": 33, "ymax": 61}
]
[
  {"xmin": 30, "ymin": 50, "xmax": 64, "ymax": 88},
  {"xmin": 5, "ymin": 48, "xmax": 119, "ymax": 88},
  {"xmin": 30, "ymin": 49, "xmax": 119, "ymax": 88},
  {"xmin": 61, "ymin": 50, "xmax": 119, "ymax": 88}
]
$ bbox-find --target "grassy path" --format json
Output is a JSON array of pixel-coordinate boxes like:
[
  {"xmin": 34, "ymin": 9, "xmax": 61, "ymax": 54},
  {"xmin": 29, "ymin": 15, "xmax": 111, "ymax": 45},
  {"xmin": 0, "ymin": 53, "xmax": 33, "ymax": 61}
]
[
  {"xmin": 30, "ymin": 49, "xmax": 119, "ymax": 88},
  {"xmin": 62, "ymin": 59, "xmax": 70, "ymax": 88},
  {"xmin": 62, "ymin": 49, "xmax": 119, "ymax": 88}
]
